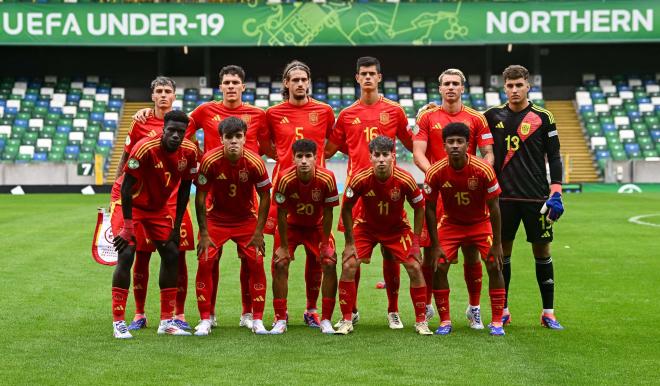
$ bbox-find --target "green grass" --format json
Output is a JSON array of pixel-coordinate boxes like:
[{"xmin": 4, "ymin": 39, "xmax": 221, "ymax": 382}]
[{"xmin": 1, "ymin": 192, "xmax": 659, "ymax": 385}]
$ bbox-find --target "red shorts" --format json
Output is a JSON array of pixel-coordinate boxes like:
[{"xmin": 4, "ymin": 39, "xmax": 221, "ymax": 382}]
[
  {"xmin": 166, "ymin": 203, "xmax": 195, "ymax": 251},
  {"xmin": 437, "ymin": 221, "xmax": 493, "ymax": 264},
  {"xmin": 110, "ymin": 201, "xmax": 155, "ymax": 252},
  {"xmin": 203, "ymin": 219, "xmax": 260, "ymax": 263},
  {"xmin": 273, "ymin": 226, "xmax": 336, "ymax": 265},
  {"xmin": 132, "ymin": 206, "xmax": 174, "ymax": 243},
  {"xmin": 353, "ymin": 223, "xmax": 416, "ymax": 264}
]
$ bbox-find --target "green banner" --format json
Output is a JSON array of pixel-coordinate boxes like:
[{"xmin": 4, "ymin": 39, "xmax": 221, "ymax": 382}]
[{"xmin": 0, "ymin": 1, "xmax": 658, "ymax": 46}]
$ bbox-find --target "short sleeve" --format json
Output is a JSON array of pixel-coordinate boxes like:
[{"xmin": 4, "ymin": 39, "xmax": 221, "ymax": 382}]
[
  {"xmin": 328, "ymin": 111, "xmax": 347, "ymax": 147},
  {"xmin": 423, "ymin": 169, "xmax": 440, "ymax": 204},
  {"xmin": 483, "ymin": 165, "xmax": 501, "ymax": 200},
  {"xmin": 414, "ymin": 111, "xmax": 431, "ymax": 142},
  {"xmin": 252, "ymin": 157, "xmax": 272, "ymax": 192},
  {"xmin": 324, "ymin": 171, "xmax": 340, "ymax": 208},
  {"xmin": 475, "ymin": 114, "xmax": 494, "ymax": 147}
]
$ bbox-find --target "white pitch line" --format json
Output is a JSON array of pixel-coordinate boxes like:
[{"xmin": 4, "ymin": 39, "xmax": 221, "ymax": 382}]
[{"xmin": 628, "ymin": 214, "xmax": 660, "ymax": 228}]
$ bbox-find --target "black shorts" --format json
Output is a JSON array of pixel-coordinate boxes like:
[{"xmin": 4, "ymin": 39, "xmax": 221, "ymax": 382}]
[{"xmin": 500, "ymin": 200, "xmax": 553, "ymax": 244}]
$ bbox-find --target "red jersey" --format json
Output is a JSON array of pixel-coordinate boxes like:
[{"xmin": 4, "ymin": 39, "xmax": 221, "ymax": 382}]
[
  {"xmin": 186, "ymin": 101, "xmax": 268, "ymax": 154},
  {"xmin": 424, "ymin": 154, "xmax": 501, "ymax": 226},
  {"xmin": 414, "ymin": 105, "xmax": 493, "ymax": 164},
  {"xmin": 266, "ymin": 98, "xmax": 335, "ymax": 172},
  {"xmin": 274, "ymin": 166, "xmax": 339, "ymax": 228},
  {"xmin": 195, "ymin": 148, "xmax": 271, "ymax": 223},
  {"xmin": 343, "ymin": 166, "xmax": 424, "ymax": 233},
  {"xmin": 111, "ymin": 117, "xmax": 163, "ymax": 201},
  {"xmin": 329, "ymin": 96, "xmax": 412, "ymax": 176},
  {"xmin": 123, "ymin": 135, "xmax": 198, "ymax": 211}
]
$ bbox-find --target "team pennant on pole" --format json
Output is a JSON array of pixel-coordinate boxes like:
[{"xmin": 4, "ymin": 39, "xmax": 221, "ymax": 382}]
[{"xmin": 92, "ymin": 207, "xmax": 118, "ymax": 266}]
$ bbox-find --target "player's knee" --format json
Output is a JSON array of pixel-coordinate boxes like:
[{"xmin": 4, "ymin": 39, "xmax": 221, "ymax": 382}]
[
  {"xmin": 485, "ymin": 260, "xmax": 500, "ymax": 273},
  {"xmin": 436, "ymin": 263, "xmax": 451, "ymax": 274},
  {"xmin": 274, "ymin": 260, "xmax": 289, "ymax": 273},
  {"xmin": 341, "ymin": 260, "xmax": 358, "ymax": 276}
]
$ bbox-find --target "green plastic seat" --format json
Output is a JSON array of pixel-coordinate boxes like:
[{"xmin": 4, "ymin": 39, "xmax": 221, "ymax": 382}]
[
  {"xmin": 78, "ymin": 152, "xmax": 94, "ymax": 163},
  {"xmin": 40, "ymin": 125, "xmax": 55, "ymax": 138},
  {"xmin": 22, "ymin": 132, "xmax": 37, "ymax": 145},
  {"xmin": 611, "ymin": 150, "xmax": 627, "ymax": 161},
  {"xmin": 11, "ymin": 126, "xmax": 26, "ymax": 139},
  {"xmin": 16, "ymin": 153, "xmax": 32, "ymax": 162},
  {"xmin": 48, "ymin": 152, "xmax": 64, "ymax": 162},
  {"xmin": 643, "ymin": 150, "xmax": 658, "ymax": 158}
]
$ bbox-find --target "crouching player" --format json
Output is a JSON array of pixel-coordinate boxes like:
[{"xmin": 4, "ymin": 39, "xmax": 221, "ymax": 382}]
[
  {"xmin": 194, "ymin": 117, "xmax": 271, "ymax": 336},
  {"xmin": 111, "ymin": 110, "xmax": 198, "ymax": 338},
  {"xmin": 423, "ymin": 122, "xmax": 506, "ymax": 336},
  {"xmin": 336, "ymin": 136, "xmax": 431, "ymax": 336},
  {"xmin": 270, "ymin": 139, "xmax": 339, "ymax": 335}
]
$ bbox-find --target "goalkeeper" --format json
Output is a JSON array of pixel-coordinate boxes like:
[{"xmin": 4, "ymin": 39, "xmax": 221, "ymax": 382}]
[{"xmin": 484, "ymin": 65, "xmax": 565, "ymax": 330}]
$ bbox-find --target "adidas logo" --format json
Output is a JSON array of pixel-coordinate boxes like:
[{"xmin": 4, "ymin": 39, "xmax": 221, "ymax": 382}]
[
  {"xmin": 442, "ymin": 181, "xmax": 453, "ymax": 188},
  {"xmin": 290, "ymin": 193, "xmax": 299, "ymax": 199},
  {"xmin": 148, "ymin": 129, "xmax": 157, "ymax": 137},
  {"xmin": 113, "ymin": 306, "xmax": 124, "ymax": 311},
  {"xmin": 365, "ymin": 190, "xmax": 375, "ymax": 197},
  {"xmin": 542, "ymin": 231, "xmax": 551, "ymax": 238},
  {"xmin": 197, "ymin": 295, "xmax": 206, "ymax": 301},
  {"xmin": 253, "ymin": 296, "xmax": 265, "ymax": 302},
  {"xmin": 496, "ymin": 121, "xmax": 504, "ymax": 129},
  {"xmin": 433, "ymin": 123, "xmax": 442, "ymax": 130},
  {"xmin": 352, "ymin": 117, "xmax": 361, "ymax": 125},
  {"xmin": 154, "ymin": 161, "xmax": 163, "ymax": 169},
  {"xmin": 280, "ymin": 117, "xmax": 290, "ymax": 124},
  {"xmin": 542, "ymin": 279, "xmax": 555, "ymax": 285},
  {"xmin": 217, "ymin": 173, "xmax": 227, "ymax": 179},
  {"xmin": 212, "ymin": 115, "xmax": 222, "ymax": 121},
  {"xmin": 339, "ymin": 300, "xmax": 347, "ymax": 305}
]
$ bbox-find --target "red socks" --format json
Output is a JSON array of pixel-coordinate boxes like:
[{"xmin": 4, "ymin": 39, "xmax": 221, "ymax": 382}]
[
  {"xmin": 321, "ymin": 297, "xmax": 336, "ymax": 322},
  {"xmin": 195, "ymin": 255, "xmax": 215, "ymax": 320},
  {"xmin": 112, "ymin": 287, "xmax": 128, "ymax": 321},
  {"xmin": 353, "ymin": 267, "xmax": 360, "ymax": 313},
  {"xmin": 422, "ymin": 264, "xmax": 434, "ymax": 304},
  {"xmin": 211, "ymin": 257, "xmax": 220, "ymax": 316},
  {"xmin": 489, "ymin": 288, "xmax": 506, "ymax": 324},
  {"xmin": 410, "ymin": 286, "xmax": 427, "ymax": 323},
  {"xmin": 175, "ymin": 251, "xmax": 187, "ymax": 315},
  {"xmin": 239, "ymin": 259, "xmax": 252, "ymax": 315},
  {"xmin": 383, "ymin": 258, "xmax": 400, "ymax": 313},
  {"xmin": 246, "ymin": 258, "xmax": 266, "ymax": 320},
  {"xmin": 433, "ymin": 289, "xmax": 451, "ymax": 323},
  {"xmin": 464, "ymin": 262, "xmax": 483, "ymax": 306},
  {"xmin": 132, "ymin": 251, "xmax": 151, "ymax": 315},
  {"xmin": 305, "ymin": 252, "xmax": 322, "ymax": 310},
  {"xmin": 160, "ymin": 288, "xmax": 177, "ymax": 321},
  {"xmin": 273, "ymin": 298, "xmax": 287, "ymax": 321},
  {"xmin": 338, "ymin": 280, "xmax": 356, "ymax": 321}
]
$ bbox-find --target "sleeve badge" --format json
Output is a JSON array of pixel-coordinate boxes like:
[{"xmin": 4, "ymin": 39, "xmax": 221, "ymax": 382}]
[{"xmin": 127, "ymin": 158, "xmax": 139, "ymax": 169}]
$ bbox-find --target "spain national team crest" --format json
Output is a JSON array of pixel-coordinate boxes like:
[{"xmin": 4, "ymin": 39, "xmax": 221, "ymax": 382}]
[
  {"xmin": 239, "ymin": 168, "xmax": 249, "ymax": 182},
  {"xmin": 520, "ymin": 122, "xmax": 531, "ymax": 136},
  {"xmin": 311, "ymin": 188, "xmax": 321, "ymax": 202},
  {"xmin": 380, "ymin": 112, "xmax": 390, "ymax": 125},
  {"xmin": 241, "ymin": 114, "xmax": 251, "ymax": 124},
  {"xmin": 468, "ymin": 177, "xmax": 479, "ymax": 191},
  {"xmin": 390, "ymin": 186, "xmax": 401, "ymax": 201},
  {"xmin": 309, "ymin": 112, "xmax": 318, "ymax": 125},
  {"xmin": 177, "ymin": 159, "xmax": 187, "ymax": 171}
]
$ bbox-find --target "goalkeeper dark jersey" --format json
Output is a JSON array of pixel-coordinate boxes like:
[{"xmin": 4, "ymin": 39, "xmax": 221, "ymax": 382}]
[{"xmin": 484, "ymin": 102, "xmax": 562, "ymax": 202}]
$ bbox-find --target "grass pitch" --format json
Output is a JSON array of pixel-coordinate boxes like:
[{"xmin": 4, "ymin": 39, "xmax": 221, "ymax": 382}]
[{"xmin": 0, "ymin": 192, "xmax": 659, "ymax": 385}]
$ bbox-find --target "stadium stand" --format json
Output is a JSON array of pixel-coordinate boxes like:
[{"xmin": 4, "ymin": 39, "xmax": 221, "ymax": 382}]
[
  {"xmin": 576, "ymin": 74, "xmax": 660, "ymax": 176},
  {"xmin": 0, "ymin": 76, "xmax": 124, "ymax": 172}
]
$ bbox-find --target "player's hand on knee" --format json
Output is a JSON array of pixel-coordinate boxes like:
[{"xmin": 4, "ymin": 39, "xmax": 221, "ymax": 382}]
[
  {"xmin": 430, "ymin": 244, "xmax": 446, "ymax": 271},
  {"xmin": 196, "ymin": 233, "xmax": 216, "ymax": 260},
  {"xmin": 543, "ymin": 191, "xmax": 564, "ymax": 224},
  {"xmin": 407, "ymin": 234, "xmax": 422, "ymax": 263},
  {"xmin": 132, "ymin": 108, "xmax": 152, "ymax": 124},
  {"xmin": 342, "ymin": 243, "xmax": 357, "ymax": 264},
  {"xmin": 273, "ymin": 246, "xmax": 291, "ymax": 264},
  {"xmin": 167, "ymin": 227, "xmax": 181, "ymax": 249},
  {"xmin": 247, "ymin": 232, "xmax": 265, "ymax": 256},
  {"xmin": 320, "ymin": 240, "xmax": 335, "ymax": 263}
]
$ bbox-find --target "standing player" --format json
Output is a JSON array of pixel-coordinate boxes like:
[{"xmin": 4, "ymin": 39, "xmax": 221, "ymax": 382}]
[
  {"xmin": 136, "ymin": 66, "xmax": 272, "ymax": 330},
  {"xmin": 265, "ymin": 60, "xmax": 336, "ymax": 328},
  {"xmin": 484, "ymin": 65, "xmax": 564, "ymax": 329},
  {"xmin": 336, "ymin": 136, "xmax": 431, "ymax": 335},
  {"xmin": 111, "ymin": 110, "xmax": 198, "ymax": 339},
  {"xmin": 193, "ymin": 117, "xmax": 271, "ymax": 336},
  {"xmin": 424, "ymin": 122, "xmax": 506, "ymax": 336},
  {"xmin": 111, "ymin": 77, "xmax": 195, "ymax": 332},
  {"xmin": 325, "ymin": 56, "xmax": 413, "ymax": 329},
  {"xmin": 413, "ymin": 68, "xmax": 494, "ymax": 329},
  {"xmin": 270, "ymin": 139, "xmax": 339, "ymax": 335}
]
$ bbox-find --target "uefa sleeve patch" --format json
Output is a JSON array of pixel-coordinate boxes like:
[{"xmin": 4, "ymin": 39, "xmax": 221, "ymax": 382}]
[
  {"xmin": 125, "ymin": 136, "xmax": 131, "ymax": 146},
  {"xmin": 275, "ymin": 192, "xmax": 286, "ymax": 204},
  {"xmin": 345, "ymin": 187, "xmax": 354, "ymax": 198},
  {"xmin": 423, "ymin": 183, "xmax": 432, "ymax": 195},
  {"xmin": 197, "ymin": 174, "xmax": 208, "ymax": 185},
  {"xmin": 548, "ymin": 130, "xmax": 558, "ymax": 137},
  {"xmin": 127, "ymin": 158, "xmax": 139, "ymax": 169}
]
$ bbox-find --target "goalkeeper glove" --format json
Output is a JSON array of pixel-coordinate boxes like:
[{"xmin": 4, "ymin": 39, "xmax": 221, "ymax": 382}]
[{"xmin": 544, "ymin": 192, "xmax": 564, "ymax": 222}]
